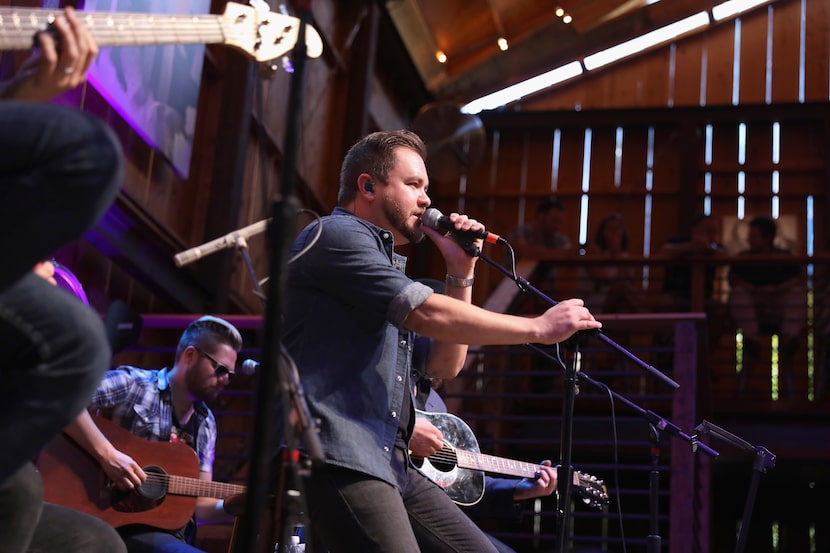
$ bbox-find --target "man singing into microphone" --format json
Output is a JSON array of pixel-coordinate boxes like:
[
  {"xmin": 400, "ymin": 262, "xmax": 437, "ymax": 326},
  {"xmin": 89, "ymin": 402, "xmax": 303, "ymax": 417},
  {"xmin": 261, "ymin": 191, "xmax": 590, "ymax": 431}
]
[{"xmin": 281, "ymin": 129, "xmax": 601, "ymax": 553}]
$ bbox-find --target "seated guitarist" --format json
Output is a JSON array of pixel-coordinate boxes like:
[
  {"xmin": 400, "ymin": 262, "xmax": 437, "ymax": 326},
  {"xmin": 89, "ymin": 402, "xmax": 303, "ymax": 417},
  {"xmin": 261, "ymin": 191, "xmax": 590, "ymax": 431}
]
[
  {"xmin": 63, "ymin": 315, "xmax": 244, "ymax": 553},
  {"xmin": 408, "ymin": 271, "xmax": 559, "ymax": 553}
]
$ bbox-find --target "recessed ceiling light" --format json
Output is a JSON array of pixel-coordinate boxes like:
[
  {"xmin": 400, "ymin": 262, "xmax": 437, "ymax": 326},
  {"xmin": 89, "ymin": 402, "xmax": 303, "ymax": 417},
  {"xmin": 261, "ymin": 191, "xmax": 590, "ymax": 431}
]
[
  {"xmin": 497, "ymin": 37, "xmax": 509, "ymax": 51},
  {"xmin": 435, "ymin": 50, "xmax": 447, "ymax": 64}
]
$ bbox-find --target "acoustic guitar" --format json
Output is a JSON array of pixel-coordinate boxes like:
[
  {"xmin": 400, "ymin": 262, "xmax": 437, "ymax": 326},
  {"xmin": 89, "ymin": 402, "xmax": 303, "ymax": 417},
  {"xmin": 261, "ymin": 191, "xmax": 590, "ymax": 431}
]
[
  {"xmin": 0, "ymin": 2, "xmax": 322, "ymax": 61},
  {"xmin": 38, "ymin": 415, "xmax": 245, "ymax": 530},
  {"xmin": 413, "ymin": 410, "xmax": 609, "ymax": 509}
]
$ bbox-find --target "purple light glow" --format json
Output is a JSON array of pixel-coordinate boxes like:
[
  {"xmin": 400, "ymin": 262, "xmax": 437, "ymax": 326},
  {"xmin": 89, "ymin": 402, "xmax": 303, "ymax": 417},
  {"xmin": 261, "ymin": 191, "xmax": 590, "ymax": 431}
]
[{"xmin": 82, "ymin": 0, "xmax": 210, "ymax": 179}]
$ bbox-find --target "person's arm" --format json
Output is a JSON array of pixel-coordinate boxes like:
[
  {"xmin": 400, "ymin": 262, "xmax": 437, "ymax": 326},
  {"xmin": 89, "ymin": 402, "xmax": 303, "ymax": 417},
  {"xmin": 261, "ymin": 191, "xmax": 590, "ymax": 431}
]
[
  {"xmin": 405, "ymin": 294, "xmax": 599, "ymax": 379},
  {"xmin": 62, "ymin": 410, "xmax": 146, "ymax": 490},
  {"xmin": 194, "ymin": 470, "xmax": 233, "ymax": 523},
  {"xmin": 463, "ymin": 461, "xmax": 557, "ymax": 519},
  {"xmin": 0, "ymin": 7, "xmax": 97, "ymax": 103}
]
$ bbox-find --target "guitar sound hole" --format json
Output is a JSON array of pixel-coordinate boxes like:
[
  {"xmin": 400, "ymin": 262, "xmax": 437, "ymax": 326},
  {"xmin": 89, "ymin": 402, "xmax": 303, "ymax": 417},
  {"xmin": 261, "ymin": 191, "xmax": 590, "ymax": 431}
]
[
  {"xmin": 136, "ymin": 465, "xmax": 167, "ymax": 501},
  {"xmin": 429, "ymin": 458, "xmax": 455, "ymax": 473}
]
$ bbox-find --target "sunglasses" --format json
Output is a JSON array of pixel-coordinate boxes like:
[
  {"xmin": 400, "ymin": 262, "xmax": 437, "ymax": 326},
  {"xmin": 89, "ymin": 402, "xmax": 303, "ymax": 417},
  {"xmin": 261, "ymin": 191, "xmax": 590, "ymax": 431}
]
[{"xmin": 193, "ymin": 346, "xmax": 235, "ymax": 379}]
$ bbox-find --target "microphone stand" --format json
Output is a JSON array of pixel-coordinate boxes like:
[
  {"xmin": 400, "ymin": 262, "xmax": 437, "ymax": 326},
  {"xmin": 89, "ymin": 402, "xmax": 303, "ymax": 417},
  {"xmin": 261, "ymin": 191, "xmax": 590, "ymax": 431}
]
[
  {"xmin": 470, "ymin": 246, "xmax": 684, "ymax": 553},
  {"xmin": 693, "ymin": 420, "xmax": 776, "ymax": 553},
  {"xmin": 232, "ymin": 3, "xmax": 318, "ymax": 553}
]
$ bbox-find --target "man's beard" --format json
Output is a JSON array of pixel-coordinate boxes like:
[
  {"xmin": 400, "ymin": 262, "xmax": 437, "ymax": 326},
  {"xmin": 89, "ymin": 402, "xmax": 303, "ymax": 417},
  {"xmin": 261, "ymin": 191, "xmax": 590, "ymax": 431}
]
[{"xmin": 383, "ymin": 196, "xmax": 425, "ymax": 244}]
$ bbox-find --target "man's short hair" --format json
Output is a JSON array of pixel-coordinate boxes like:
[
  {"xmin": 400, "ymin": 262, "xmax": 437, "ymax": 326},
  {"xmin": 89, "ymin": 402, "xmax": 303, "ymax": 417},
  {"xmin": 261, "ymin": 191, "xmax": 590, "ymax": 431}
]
[{"xmin": 176, "ymin": 315, "xmax": 243, "ymax": 359}]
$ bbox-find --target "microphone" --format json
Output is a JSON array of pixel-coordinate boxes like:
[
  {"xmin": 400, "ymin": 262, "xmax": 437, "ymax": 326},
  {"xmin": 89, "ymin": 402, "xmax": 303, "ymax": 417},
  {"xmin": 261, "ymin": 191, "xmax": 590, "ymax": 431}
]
[
  {"xmin": 174, "ymin": 219, "xmax": 270, "ymax": 267},
  {"xmin": 421, "ymin": 208, "xmax": 504, "ymax": 245},
  {"xmin": 240, "ymin": 359, "xmax": 259, "ymax": 375}
]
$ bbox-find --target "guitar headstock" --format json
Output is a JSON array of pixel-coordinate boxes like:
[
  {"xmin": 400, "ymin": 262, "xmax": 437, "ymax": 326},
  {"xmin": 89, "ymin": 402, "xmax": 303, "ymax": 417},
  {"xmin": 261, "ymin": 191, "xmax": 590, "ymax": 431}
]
[
  {"xmin": 220, "ymin": 2, "xmax": 323, "ymax": 62},
  {"xmin": 573, "ymin": 470, "xmax": 610, "ymax": 510}
]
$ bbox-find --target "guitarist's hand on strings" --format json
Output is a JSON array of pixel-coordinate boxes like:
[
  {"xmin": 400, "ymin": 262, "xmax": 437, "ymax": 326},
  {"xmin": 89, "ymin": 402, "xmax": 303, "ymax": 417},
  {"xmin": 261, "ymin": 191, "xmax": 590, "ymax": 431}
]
[
  {"xmin": 409, "ymin": 418, "xmax": 445, "ymax": 457},
  {"xmin": 101, "ymin": 448, "xmax": 147, "ymax": 491},
  {"xmin": 513, "ymin": 460, "xmax": 557, "ymax": 501},
  {"xmin": 63, "ymin": 410, "xmax": 147, "ymax": 491}
]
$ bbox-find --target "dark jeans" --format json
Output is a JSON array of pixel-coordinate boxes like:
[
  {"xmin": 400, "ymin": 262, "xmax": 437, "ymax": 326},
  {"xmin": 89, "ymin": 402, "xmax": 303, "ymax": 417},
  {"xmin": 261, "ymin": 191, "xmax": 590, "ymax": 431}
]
[
  {"xmin": 304, "ymin": 462, "xmax": 499, "ymax": 553},
  {"xmin": 0, "ymin": 101, "xmax": 122, "ymax": 485},
  {"xmin": 119, "ymin": 529, "xmax": 204, "ymax": 553},
  {"xmin": 0, "ymin": 273, "xmax": 113, "ymax": 484},
  {"xmin": 0, "ymin": 463, "xmax": 127, "ymax": 553},
  {"xmin": 0, "ymin": 101, "xmax": 122, "ymax": 292}
]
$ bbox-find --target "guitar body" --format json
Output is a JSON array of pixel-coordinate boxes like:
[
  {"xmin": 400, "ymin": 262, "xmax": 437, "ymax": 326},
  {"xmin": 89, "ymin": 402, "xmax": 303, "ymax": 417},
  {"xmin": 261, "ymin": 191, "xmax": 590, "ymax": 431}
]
[
  {"xmin": 38, "ymin": 415, "xmax": 200, "ymax": 530},
  {"xmin": 413, "ymin": 410, "xmax": 485, "ymax": 506}
]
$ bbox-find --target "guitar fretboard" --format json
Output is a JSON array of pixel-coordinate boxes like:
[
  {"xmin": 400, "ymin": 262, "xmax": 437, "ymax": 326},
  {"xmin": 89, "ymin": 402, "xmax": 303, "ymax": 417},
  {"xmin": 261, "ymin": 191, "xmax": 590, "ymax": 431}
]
[
  {"xmin": 145, "ymin": 473, "xmax": 245, "ymax": 500},
  {"xmin": 0, "ymin": 8, "xmax": 227, "ymax": 51},
  {"xmin": 453, "ymin": 448, "xmax": 540, "ymax": 479}
]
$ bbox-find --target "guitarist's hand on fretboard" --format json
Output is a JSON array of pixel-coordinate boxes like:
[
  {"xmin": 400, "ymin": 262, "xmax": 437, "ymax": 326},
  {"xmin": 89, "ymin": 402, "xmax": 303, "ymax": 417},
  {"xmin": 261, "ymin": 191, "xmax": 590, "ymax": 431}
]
[{"xmin": 513, "ymin": 459, "xmax": 557, "ymax": 501}]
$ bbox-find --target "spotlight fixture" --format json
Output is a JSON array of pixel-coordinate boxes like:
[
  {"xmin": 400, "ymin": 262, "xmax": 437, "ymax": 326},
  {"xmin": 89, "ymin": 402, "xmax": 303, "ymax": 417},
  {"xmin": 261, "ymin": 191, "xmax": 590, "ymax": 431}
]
[
  {"xmin": 435, "ymin": 50, "xmax": 447, "ymax": 63},
  {"xmin": 497, "ymin": 37, "xmax": 508, "ymax": 51},
  {"xmin": 562, "ymin": 14, "xmax": 573, "ymax": 24},
  {"xmin": 555, "ymin": 7, "xmax": 565, "ymax": 17}
]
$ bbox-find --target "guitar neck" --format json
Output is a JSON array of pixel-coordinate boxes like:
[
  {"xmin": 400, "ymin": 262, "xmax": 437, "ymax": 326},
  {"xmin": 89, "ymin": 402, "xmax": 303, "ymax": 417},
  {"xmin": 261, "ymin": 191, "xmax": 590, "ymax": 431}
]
[
  {"xmin": 0, "ymin": 8, "xmax": 225, "ymax": 51},
  {"xmin": 165, "ymin": 474, "xmax": 245, "ymax": 500},
  {"xmin": 454, "ymin": 449, "xmax": 541, "ymax": 479}
]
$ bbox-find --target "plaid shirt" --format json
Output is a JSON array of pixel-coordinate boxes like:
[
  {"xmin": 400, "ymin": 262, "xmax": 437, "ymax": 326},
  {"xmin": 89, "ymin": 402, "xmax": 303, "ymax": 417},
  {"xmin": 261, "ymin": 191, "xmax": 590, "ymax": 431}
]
[{"xmin": 88, "ymin": 366, "xmax": 216, "ymax": 473}]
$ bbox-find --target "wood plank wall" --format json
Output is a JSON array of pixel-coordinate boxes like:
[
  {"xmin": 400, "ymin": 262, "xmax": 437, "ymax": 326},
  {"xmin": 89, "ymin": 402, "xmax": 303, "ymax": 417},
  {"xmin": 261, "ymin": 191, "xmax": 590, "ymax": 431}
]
[{"xmin": 416, "ymin": 0, "xmax": 830, "ymax": 308}]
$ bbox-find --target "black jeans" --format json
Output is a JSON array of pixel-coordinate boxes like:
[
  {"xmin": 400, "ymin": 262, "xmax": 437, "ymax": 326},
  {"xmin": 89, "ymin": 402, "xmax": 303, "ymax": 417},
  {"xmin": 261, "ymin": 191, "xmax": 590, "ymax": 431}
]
[
  {"xmin": 0, "ymin": 101, "xmax": 122, "ymax": 486},
  {"xmin": 0, "ymin": 101, "xmax": 122, "ymax": 293},
  {"xmin": 0, "ymin": 463, "xmax": 127, "ymax": 553},
  {"xmin": 0, "ymin": 273, "xmax": 113, "ymax": 484},
  {"xmin": 304, "ymin": 461, "xmax": 499, "ymax": 553}
]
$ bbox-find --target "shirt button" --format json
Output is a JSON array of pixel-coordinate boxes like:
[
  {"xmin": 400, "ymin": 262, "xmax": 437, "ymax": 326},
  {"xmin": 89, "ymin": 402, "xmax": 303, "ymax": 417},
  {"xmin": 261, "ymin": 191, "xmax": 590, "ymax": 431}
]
[
  {"xmin": 391, "ymin": 411, "xmax": 398, "ymax": 418},
  {"xmin": 400, "ymin": 339, "xmax": 406, "ymax": 346},
  {"xmin": 396, "ymin": 375, "xmax": 402, "ymax": 382},
  {"xmin": 383, "ymin": 446, "xmax": 390, "ymax": 453}
]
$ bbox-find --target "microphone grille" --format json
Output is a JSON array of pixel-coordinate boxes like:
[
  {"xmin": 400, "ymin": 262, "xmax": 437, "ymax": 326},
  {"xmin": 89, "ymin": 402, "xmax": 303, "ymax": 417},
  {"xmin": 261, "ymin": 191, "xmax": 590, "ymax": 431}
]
[
  {"xmin": 421, "ymin": 208, "xmax": 444, "ymax": 230},
  {"xmin": 239, "ymin": 359, "xmax": 258, "ymax": 375}
]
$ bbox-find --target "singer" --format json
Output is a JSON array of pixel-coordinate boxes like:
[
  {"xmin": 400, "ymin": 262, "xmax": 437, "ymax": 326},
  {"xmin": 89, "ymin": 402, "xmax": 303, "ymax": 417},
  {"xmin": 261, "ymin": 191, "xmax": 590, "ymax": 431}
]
[{"xmin": 280, "ymin": 129, "xmax": 601, "ymax": 553}]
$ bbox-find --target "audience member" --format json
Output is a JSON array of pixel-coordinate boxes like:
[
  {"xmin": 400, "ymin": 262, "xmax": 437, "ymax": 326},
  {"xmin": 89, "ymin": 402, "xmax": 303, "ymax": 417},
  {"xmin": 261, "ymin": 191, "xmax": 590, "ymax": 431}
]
[
  {"xmin": 658, "ymin": 214, "xmax": 730, "ymax": 356},
  {"xmin": 63, "ymin": 316, "xmax": 244, "ymax": 552},
  {"xmin": 583, "ymin": 213, "xmax": 645, "ymax": 314},
  {"xmin": 728, "ymin": 216, "xmax": 806, "ymax": 398},
  {"xmin": 509, "ymin": 198, "xmax": 575, "ymax": 279},
  {"xmin": 280, "ymin": 129, "xmax": 600, "ymax": 553},
  {"xmin": 660, "ymin": 214, "xmax": 726, "ymax": 310}
]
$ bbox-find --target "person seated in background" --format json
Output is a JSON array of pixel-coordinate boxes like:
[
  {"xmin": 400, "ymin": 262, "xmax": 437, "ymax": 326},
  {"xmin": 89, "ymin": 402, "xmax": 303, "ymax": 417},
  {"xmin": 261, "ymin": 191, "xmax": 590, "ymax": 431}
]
[
  {"xmin": 0, "ymin": 7, "xmax": 125, "ymax": 552},
  {"xmin": 658, "ymin": 214, "xmax": 729, "ymax": 353},
  {"xmin": 660, "ymin": 214, "xmax": 727, "ymax": 310},
  {"xmin": 63, "ymin": 316, "xmax": 244, "ymax": 553},
  {"xmin": 509, "ymin": 198, "xmax": 576, "ymax": 277},
  {"xmin": 728, "ymin": 215, "xmax": 807, "ymax": 399},
  {"xmin": 582, "ymin": 213, "xmax": 646, "ymax": 314},
  {"xmin": 507, "ymin": 198, "xmax": 578, "ymax": 311}
]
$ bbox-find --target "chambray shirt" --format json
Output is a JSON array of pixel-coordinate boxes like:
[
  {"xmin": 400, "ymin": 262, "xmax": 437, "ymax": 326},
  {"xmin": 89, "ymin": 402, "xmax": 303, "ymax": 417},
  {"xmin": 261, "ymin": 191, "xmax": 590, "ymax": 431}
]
[
  {"xmin": 88, "ymin": 366, "xmax": 216, "ymax": 473},
  {"xmin": 283, "ymin": 207, "xmax": 433, "ymax": 487}
]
